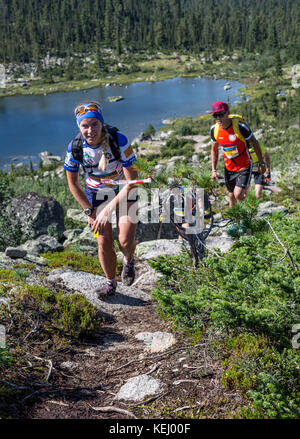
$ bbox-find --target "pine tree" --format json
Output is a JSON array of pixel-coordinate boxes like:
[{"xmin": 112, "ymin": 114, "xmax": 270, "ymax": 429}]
[{"xmin": 274, "ymin": 49, "xmax": 283, "ymax": 77}]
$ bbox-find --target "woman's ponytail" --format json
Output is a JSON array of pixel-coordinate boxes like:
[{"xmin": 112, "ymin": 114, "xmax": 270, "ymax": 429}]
[{"xmin": 98, "ymin": 127, "xmax": 110, "ymax": 172}]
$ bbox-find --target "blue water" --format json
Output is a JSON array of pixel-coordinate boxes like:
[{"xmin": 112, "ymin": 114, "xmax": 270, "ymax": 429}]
[{"xmin": 0, "ymin": 77, "xmax": 245, "ymax": 169}]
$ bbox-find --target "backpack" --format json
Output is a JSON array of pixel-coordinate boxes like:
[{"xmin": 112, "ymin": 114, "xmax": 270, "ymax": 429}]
[
  {"xmin": 71, "ymin": 123, "xmax": 121, "ymax": 170},
  {"xmin": 214, "ymin": 114, "xmax": 248, "ymax": 163},
  {"xmin": 214, "ymin": 114, "xmax": 246, "ymax": 144}
]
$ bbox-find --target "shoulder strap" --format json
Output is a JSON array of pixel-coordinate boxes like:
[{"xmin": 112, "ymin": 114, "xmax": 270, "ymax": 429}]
[
  {"xmin": 230, "ymin": 116, "xmax": 246, "ymax": 143},
  {"xmin": 71, "ymin": 132, "xmax": 83, "ymax": 164},
  {"xmin": 214, "ymin": 123, "xmax": 219, "ymax": 141}
]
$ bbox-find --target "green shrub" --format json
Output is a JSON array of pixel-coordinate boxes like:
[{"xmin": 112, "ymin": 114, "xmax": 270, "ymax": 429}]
[
  {"xmin": 222, "ymin": 334, "xmax": 300, "ymax": 419},
  {"xmin": 151, "ymin": 215, "xmax": 300, "ymax": 345},
  {"xmin": 1, "ymin": 285, "xmax": 101, "ymax": 340}
]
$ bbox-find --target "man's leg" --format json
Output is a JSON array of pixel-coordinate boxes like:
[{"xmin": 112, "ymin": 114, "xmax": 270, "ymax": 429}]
[
  {"xmin": 229, "ymin": 191, "xmax": 236, "ymax": 208},
  {"xmin": 255, "ymin": 184, "xmax": 263, "ymax": 199},
  {"xmin": 233, "ymin": 185, "xmax": 247, "ymax": 202}
]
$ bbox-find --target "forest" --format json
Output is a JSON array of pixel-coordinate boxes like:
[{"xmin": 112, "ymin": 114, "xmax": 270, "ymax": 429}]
[{"xmin": 0, "ymin": 0, "xmax": 300, "ymax": 63}]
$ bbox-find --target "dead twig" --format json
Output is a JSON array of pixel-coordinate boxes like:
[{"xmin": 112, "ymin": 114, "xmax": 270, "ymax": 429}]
[
  {"xmin": 0, "ymin": 379, "xmax": 29, "ymax": 390},
  {"xmin": 145, "ymin": 363, "xmax": 160, "ymax": 375},
  {"xmin": 125, "ymin": 391, "xmax": 168, "ymax": 407},
  {"xmin": 27, "ymin": 354, "xmax": 53, "ymax": 382},
  {"xmin": 173, "ymin": 379, "xmax": 199, "ymax": 385},
  {"xmin": 265, "ymin": 219, "xmax": 299, "ymax": 271},
  {"xmin": 131, "ymin": 272, "xmax": 148, "ymax": 288},
  {"xmin": 87, "ymin": 404, "xmax": 137, "ymax": 419},
  {"xmin": 48, "ymin": 400, "xmax": 69, "ymax": 407},
  {"xmin": 174, "ymin": 405, "xmax": 197, "ymax": 412}
]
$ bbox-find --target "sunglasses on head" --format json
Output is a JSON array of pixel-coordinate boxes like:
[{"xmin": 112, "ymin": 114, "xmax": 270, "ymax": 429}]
[
  {"xmin": 76, "ymin": 103, "xmax": 102, "ymax": 116},
  {"xmin": 213, "ymin": 111, "xmax": 227, "ymax": 118}
]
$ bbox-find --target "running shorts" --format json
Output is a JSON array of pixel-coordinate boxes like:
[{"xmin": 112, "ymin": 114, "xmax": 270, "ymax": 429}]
[{"xmin": 224, "ymin": 166, "xmax": 252, "ymax": 193}]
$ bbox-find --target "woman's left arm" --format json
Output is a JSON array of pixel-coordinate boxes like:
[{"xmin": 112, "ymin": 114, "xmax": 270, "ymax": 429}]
[{"xmin": 92, "ymin": 165, "xmax": 138, "ymax": 231}]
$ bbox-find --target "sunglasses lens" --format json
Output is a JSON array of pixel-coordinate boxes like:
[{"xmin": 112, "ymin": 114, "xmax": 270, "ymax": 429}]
[
  {"xmin": 76, "ymin": 106, "xmax": 86, "ymax": 115},
  {"xmin": 213, "ymin": 112, "xmax": 225, "ymax": 118},
  {"xmin": 76, "ymin": 104, "xmax": 101, "ymax": 115}
]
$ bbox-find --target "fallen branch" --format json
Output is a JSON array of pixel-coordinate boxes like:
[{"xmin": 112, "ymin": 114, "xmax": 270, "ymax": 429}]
[
  {"xmin": 48, "ymin": 400, "xmax": 69, "ymax": 407},
  {"xmin": 27, "ymin": 354, "xmax": 53, "ymax": 382},
  {"xmin": 145, "ymin": 363, "xmax": 160, "ymax": 375},
  {"xmin": 173, "ymin": 379, "xmax": 199, "ymax": 385},
  {"xmin": 126, "ymin": 391, "xmax": 168, "ymax": 407},
  {"xmin": 265, "ymin": 219, "xmax": 299, "ymax": 271},
  {"xmin": 0, "ymin": 379, "xmax": 29, "ymax": 390},
  {"xmin": 87, "ymin": 404, "xmax": 137, "ymax": 419},
  {"xmin": 174, "ymin": 405, "xmax": 197, "ymax": 412},
  {"xmin": 131, "ymin": 272, "xmax": 148, "ymax": 288}
]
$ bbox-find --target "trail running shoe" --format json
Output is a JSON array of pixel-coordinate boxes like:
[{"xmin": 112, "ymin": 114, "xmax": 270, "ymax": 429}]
[
  {"xmin": 121, "ymin": 259, "xmax": 135, "ymax": 286},
  {"xmin": 97, "ymin": 279, "xmax": 117, "ymax": 299},
  {"xmin": 238, "ymin": 224, "xmax": 247, "ymax": 235},
  {"xmin": 227, "ymin": 222, "xmax": 239, "ymax": 237}
]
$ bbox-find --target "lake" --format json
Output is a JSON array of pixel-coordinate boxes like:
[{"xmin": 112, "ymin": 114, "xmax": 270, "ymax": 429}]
[{"xmin": 0, "ymin": 77, "xmax": 245, "ymax": 169}]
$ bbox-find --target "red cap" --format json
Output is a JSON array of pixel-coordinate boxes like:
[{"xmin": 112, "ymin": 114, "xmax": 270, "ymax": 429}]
[{"xmin": 210, "ymin": 101, "xmax": 229, "ymax": 114}]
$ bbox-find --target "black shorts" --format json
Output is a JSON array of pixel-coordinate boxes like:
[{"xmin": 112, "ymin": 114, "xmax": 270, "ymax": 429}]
[
  {"xmin": 224, "ymin": 166, "xmax": 252, "ymax": 193},
  {"xmin": 252, "ymin": 171, "xmax": 265, "ymax": 185}
]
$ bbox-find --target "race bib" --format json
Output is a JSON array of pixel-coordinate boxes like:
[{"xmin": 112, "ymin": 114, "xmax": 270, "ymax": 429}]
[{"xmin": 222, "ymin": 145, "xmax": 239, "ymax": 159}]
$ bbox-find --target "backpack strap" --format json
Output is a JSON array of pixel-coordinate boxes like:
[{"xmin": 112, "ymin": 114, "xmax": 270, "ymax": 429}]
[{"xmin": 71, "ymin": 132, "xmax": 84, "ymax": 164}]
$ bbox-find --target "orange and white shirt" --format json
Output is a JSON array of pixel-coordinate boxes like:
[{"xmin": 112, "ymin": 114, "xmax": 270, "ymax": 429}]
[{"xmin": 211, "ymin": 122, "xmax": 253, "ymax": 172}]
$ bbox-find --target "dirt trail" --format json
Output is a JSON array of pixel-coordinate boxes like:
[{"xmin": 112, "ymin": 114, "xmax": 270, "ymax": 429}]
[{"xmin": 6, "ymin": 259, "xmax": 244, "ymax": 421}]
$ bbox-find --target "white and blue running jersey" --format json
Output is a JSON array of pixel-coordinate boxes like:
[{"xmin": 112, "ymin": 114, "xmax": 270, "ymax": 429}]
[{"xmin": 64, "ymin": 131, "xmax": 136, "ymax": 190}]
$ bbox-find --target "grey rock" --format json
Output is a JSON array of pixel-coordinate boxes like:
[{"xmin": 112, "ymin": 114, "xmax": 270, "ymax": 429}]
[
  {"xmin": 47, "ymin": 270, "xmax": 151, "ymax": 314},
  {"xmin": 0, "ymin": 251, "xmax": 46, "ymax": 269},
  {"xmin": 66, "ymin": 208, "xmax": 87, "ymax": 224},
  {"xmin": 257, "ymin": 201, "xmax": 288, "ymax": 217},
  {"xmin": 162, "ymin": 119, "xmax": 174, "ymax": 126},
  {"xmin": 60, "ymin": 361, "xmax": 79, "ymax": 371},
  {"xmin": 135, "ymin": 331, "xmax": 176, "ymax": 352},
  {"xmin": 254, "ymin": 128, "xmax": 264, "ymax": 139},
  {"xmin": 205, "ymin": 232, "xmax": 235, "ymax": 254},
  {"xmin": 5, "ymin": 247, "xmax": 27, "ymax": 259},
  {"xmin": 135, "ymin": 239, "xmax": 182, "ymax": 259},
  {"xmin": 154, "ymin": 164, "xmax": 166, "ymax": 175},
  {"xmin": 20, "ymin": 235, "xmax": 64, "ymax": 256},
  {"xmin": 115, "ymin": 374, "xmax": 164, "ymax": 401},
  {"xmin": 7, "ymin": 192, "xmax": 65, "ymax": 240}
]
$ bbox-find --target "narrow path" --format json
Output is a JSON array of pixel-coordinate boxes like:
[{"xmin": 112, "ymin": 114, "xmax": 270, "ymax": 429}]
[{"xmin": 20, "ymin": 261, "xmax": 245, "ymax": 419}]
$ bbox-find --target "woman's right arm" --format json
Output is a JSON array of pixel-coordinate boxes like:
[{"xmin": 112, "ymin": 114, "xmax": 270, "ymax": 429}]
[{"xmin": 66, "ymin": 170, "xmax": 93, "ymax": 211}]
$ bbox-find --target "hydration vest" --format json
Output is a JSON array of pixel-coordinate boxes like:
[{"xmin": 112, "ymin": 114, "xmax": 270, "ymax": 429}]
[
  {"xmin": 214, "ymin": 114, "xmax": 246, "ymax": 145},
  {"xmin": 71, "ymin": 123, "xmax": 121, "ymax": 171}
]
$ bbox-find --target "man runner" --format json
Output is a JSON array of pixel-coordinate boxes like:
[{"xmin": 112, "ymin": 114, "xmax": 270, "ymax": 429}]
[{"xmin": 210, "ymin": 101, "xmax": 265, "ymax": 234}]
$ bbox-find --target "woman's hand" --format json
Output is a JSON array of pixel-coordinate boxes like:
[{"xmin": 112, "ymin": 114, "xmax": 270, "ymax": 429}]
[
  {"xmin": 92, "ymin": 207, "xmax": 111, "ymax": 233},
  {"xmin": 87, "ymin": 210, "xmax": 96, "ymax": 228}
]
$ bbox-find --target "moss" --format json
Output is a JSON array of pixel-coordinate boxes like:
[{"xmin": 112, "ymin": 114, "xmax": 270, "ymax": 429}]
[{"xmin": 42, "ymin": 250, "xmax": 103, "ymax": 275}]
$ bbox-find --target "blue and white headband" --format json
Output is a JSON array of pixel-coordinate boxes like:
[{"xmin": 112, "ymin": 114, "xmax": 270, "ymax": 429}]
[{"xmin": 75, "ymin": 103, "xmax": 104, "ymax": 127}]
